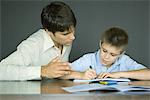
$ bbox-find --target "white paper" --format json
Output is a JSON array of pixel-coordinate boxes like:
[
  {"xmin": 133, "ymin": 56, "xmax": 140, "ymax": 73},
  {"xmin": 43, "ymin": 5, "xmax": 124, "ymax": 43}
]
[
  {"xmin": 62, "ymin": 83, "xmax": 150, "ymax": 93},
  {"xmin": 62, "ymin": 83, "xmax": 112, "ymax": 92},
  {"xmin": 115, "ymin": 86, "xmax": 150, "ymax": 92},
  {"xmin": 73, "ymin": 78, "xmax": 130, "ymax": 83}
]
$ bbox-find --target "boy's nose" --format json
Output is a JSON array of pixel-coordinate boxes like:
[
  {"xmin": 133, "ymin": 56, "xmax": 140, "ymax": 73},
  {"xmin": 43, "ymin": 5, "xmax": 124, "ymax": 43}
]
[{"xmin": 104, "ymin": 53, "xmax": 110, "ymax": 59}]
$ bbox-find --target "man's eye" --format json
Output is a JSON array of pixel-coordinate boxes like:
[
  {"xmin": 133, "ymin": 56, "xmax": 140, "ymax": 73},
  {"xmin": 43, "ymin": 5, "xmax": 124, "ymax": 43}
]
[{"xmin": 63, "ymin": 33, "xmax": 69, "ymax": 35}]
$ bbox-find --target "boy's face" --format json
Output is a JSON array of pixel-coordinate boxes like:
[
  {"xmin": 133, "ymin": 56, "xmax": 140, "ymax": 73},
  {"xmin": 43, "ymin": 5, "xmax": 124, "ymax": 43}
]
[
  {"xmin": 100, "ymin": 42, "xmax": 123, "ymax": 67},
  {"xmin": 48, "ymin": 27, "xmax": 75, "ymax": 46}
]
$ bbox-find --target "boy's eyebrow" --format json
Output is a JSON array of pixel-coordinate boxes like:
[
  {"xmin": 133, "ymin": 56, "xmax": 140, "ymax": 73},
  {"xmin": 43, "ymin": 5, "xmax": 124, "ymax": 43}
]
[{"xmin": 101, "ymin": 46, "xmax": 121, "ymax": 55}]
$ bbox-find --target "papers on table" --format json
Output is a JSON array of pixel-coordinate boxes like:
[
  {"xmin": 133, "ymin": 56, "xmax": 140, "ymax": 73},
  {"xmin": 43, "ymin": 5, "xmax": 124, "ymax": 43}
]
[
  {"xmin": 62, "ymin": 83, "xmax": 150, "ymax": 93},
  {"xmin": 62, "ymin": 83, "xmax": 115, "ymax": 92},
  {"xmin": 73, "ymin": 78, "xmax": 130, "ymax": 83}
]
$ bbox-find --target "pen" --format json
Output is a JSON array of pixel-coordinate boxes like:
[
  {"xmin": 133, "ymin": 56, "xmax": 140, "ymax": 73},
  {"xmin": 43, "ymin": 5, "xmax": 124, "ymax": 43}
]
[
  {"xmin": 88, "ymin": 66, "xmax": 98, "ymax": 79},
  {"xmin": 87, "ymin": 66, "xmax": 93, "ymax": 71},
  {"xmin": 89, "ymin": 66, "xmax": 92, "ymax": 69}
]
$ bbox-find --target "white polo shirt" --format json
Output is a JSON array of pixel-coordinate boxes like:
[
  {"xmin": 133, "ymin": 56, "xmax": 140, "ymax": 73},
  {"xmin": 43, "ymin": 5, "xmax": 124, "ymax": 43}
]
[{"xmin": 0, "ymin": 29, "xmax": 72, "ymax": 80}]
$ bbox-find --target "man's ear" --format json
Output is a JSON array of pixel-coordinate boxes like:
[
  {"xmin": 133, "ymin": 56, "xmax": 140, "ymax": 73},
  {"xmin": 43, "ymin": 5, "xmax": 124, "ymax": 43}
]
[{"xmin": 46, "ymin": 30, "xmax": 54, "ymax": 37}]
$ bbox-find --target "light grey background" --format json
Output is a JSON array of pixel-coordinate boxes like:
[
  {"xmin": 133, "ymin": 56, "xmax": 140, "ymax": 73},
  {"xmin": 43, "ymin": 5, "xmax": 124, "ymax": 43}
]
[{"xmin": 1, "ymin": 0, "xmax": 150, "ymax": 67}]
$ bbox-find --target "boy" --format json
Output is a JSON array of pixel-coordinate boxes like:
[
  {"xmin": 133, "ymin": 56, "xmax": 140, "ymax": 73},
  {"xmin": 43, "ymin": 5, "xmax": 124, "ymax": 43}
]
[{"xmin": 62, "ymin": 27, "xmax": 146, "ymax": 80}]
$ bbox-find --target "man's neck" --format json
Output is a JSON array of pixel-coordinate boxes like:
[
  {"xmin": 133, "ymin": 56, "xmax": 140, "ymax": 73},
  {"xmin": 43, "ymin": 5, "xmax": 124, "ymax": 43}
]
[{"xmin": 54, "ymin": 42, "xmax": 63, "ymax": 54}]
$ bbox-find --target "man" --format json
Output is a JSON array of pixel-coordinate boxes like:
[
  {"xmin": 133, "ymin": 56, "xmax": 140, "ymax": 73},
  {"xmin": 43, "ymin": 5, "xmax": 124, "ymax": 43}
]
[{"xmin": 0, "ymin": 1, "xmax": 76, "ymax": 80}]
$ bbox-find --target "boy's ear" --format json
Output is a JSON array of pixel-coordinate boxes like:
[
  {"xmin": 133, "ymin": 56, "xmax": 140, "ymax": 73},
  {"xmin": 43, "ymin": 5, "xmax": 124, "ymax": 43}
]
[{"xmin": 120, "ymin": 51, "xmax": 126, "ymax": 56}]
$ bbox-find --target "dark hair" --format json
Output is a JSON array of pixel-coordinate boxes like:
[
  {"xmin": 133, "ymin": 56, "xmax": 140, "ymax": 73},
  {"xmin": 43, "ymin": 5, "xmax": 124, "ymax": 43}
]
[
  {"xmin": 41, "ymin": 1, "xmax": 76, "ymax": 33},
  {"xmin": 101, "ymin": 27, "xmax": 128, "ymax": 50}
]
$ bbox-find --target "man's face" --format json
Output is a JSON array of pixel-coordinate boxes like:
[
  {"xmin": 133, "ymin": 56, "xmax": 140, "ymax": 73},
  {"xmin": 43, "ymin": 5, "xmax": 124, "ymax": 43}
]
[
  {"xmin": 48, "ymin": 27, "xmax": 75, "ymax": 46},
  {"xmin": 100, "ymin": 42, "xmax": 123, "ymax": 67}
]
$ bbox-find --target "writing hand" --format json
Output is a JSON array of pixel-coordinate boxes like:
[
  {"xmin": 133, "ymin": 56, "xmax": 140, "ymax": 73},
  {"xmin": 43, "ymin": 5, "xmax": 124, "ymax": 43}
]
[{"xmin": 83, "ymin": 68, "xmax": 97, "ymax": 80}]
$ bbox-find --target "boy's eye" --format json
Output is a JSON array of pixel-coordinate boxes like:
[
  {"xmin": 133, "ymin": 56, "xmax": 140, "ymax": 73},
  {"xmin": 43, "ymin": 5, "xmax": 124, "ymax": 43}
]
[
  {"xmin": 103, "ymin": 49, "xmax": 107, "ymax": 53},
  {"xmin": 111, "ymin": 54, "xmax": 117, "ymax": 57},
  {"xmin": 111, "ymin": 53, "xmax": 120, "ymax": 57}
]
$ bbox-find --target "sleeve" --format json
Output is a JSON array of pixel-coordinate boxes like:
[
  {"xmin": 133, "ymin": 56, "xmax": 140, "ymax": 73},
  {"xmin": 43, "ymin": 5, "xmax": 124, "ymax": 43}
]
[
  {"xmin": 70, "ymin": 54, "xmax": 92, "ymax": 72},
  {"xmin": 123, "ymin": 55, "xmax": 146, "ymax": 71},
  {"xmin": 0, "ymin": 39, "xmax": 42, "ymax": 81}
]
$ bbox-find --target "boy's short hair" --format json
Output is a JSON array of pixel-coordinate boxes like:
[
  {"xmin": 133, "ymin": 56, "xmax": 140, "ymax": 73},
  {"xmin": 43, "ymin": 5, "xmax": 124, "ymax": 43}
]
[
  {"xmin": 41, "ymin": 1, "xmax": 76, "ymax": 33},
  {"xmin": 101, "ymin": 27, "xmax": 128, "ymax": 51}
]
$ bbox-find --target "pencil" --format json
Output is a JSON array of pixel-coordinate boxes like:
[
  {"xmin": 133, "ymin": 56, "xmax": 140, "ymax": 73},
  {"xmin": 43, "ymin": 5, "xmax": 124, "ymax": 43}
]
[{"xmin": 99, "ymin": 81, "xmax": 117, "ymax": 85}]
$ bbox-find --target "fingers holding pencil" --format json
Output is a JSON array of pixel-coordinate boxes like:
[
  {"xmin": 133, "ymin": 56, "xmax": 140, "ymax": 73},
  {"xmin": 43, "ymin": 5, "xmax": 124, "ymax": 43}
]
[{"xmin": 83, "ymin": 66, "xmax": 97, "ymax": 80}]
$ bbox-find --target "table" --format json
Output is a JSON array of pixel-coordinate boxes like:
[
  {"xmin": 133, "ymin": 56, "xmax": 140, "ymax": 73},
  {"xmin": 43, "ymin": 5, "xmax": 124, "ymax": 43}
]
[{"xmin": 0, "ymin": 79, "xmax": 150, "ymax": 100}]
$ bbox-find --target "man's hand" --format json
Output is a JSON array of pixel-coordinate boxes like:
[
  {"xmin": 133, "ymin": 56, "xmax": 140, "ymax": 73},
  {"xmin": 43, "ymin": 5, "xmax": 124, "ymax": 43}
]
[{"xmin": 41, "ymin": 57, "xmax": 71, "ymax": 79}]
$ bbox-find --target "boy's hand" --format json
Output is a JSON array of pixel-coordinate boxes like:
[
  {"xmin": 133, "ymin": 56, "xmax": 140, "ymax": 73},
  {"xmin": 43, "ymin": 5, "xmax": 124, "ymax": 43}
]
[
  {"xmin": 82, "ymin": 69, "xmax": 97, "ymax": 80},
  {"xmin": 98, "ymin": 72, "xmax": 122, "ymax": 79}
]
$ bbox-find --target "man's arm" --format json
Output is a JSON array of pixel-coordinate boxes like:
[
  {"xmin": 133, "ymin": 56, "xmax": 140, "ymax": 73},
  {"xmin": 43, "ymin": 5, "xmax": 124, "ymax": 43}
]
[
  {"xmin": 0, "ymin": 66, "xmax": 41, "ymax": 81},
  {"xmin": 0, "ymin": 50, "xmax": 42, "ymax": 81}
]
